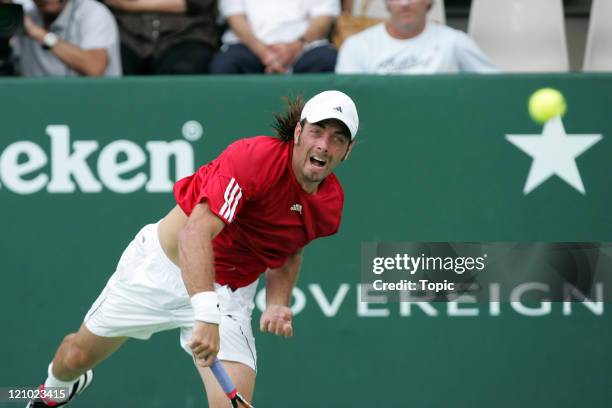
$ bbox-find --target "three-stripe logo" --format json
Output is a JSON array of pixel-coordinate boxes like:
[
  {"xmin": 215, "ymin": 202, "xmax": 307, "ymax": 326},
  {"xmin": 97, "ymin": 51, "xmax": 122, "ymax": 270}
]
[{"xmin": 220, "ymin": 178, "xmax": 242, "ymax": 222}]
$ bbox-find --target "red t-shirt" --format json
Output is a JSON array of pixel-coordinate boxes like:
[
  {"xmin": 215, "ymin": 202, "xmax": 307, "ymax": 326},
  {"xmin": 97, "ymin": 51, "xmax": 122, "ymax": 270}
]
[{"xmin": 173, "ymin": 136, "xmax": 344, "ymax": 289}]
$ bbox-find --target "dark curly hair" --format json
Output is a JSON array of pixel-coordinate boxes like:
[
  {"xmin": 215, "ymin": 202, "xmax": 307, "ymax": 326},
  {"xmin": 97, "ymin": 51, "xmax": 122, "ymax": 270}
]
[{"xmin": 271, "ymin": 95, "xmax": 305, "ymax": 142}]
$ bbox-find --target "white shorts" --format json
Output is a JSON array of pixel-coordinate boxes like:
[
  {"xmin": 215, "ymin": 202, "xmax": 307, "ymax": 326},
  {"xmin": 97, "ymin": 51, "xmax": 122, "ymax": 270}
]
[{"xmin": 84, "ymin": 223, "xmax": 258, "ymax": 372}]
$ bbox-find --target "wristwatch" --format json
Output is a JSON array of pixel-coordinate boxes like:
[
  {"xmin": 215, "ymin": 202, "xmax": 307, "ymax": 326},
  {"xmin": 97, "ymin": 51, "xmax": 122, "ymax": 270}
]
[{"xmin": 42, "ymin": 32, "xmax": 59, "ymax": 50}]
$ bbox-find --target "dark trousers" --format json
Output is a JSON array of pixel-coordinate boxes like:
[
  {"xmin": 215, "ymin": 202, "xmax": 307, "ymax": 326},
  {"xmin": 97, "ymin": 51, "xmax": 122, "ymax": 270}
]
[
  {"xmin": 0, "ymin": 38, "xmax": 14, "ymax": 76},
  {"xmin": 121, "ymin": 41, "xmax": 215, "ymax": 75},
  {"xmin": 210, "ymin": 43, "xmax": 337, "ymax": 74}
]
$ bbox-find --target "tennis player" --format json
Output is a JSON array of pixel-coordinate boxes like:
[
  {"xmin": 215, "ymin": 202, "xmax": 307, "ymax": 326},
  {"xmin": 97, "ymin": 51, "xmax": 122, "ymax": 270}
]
[{"xmin": 27, "ymin": 90, "xmax": 359, "ymax": 407}]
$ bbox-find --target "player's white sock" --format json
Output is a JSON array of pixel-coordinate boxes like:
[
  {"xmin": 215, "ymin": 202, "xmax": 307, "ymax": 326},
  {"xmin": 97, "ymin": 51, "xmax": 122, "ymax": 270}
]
[{"xmin": 43, "ymin": 362, "xmax": 76, "ymax": 402}]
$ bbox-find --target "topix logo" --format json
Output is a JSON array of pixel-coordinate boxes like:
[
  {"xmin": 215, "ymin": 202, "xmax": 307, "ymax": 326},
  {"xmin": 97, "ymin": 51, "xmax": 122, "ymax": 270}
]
[{"xmin": 0, "ymin": 124, "xmax": 199, "ymax": 194}]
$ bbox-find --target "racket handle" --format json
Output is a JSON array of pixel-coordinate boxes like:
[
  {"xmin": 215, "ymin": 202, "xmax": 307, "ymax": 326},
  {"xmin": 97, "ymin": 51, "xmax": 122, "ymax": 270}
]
[{"xmin": 211, "ymin": 358, "xmax": 238, "ymax": 398}]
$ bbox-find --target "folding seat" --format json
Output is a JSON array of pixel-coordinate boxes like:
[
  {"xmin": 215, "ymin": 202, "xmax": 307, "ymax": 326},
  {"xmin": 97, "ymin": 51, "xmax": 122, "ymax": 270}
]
[
  {"xmin": 352, "ymin": 0, "xmax": 446, "ymax": 24},
  {"xmin": 583, "ymin": 0, "xmax": 612, "ymax": 71},
  {"xmin": 468, "ymin": 0, "xmax": 569, "ymax": 72}
]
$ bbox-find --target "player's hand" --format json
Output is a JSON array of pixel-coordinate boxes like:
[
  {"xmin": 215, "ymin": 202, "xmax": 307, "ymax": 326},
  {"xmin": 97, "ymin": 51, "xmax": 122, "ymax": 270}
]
[
  {"xmin": 188, "ymin": 321, "xmax": 220, "ymax": 367},
  {"xmin": 260, "ymin": 304, "xmax": 293, "ymax": 338}
]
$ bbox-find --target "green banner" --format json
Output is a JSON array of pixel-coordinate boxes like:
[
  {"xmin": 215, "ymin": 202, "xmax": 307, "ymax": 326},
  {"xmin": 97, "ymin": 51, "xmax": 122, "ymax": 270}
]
[{"xmin": 1, "ymin": 74, "xmax": 611, "ymax": 407}]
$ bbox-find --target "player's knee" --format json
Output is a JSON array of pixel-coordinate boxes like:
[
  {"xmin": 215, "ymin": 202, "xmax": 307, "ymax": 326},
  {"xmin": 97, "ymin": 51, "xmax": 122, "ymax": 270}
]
[
  {"xmin": 63, "ymin": 342, "xmax": 95, "ymax": 371},
  {"xmin": 61, "ymin": 333, "xmax": 76, "ymax": 346}
]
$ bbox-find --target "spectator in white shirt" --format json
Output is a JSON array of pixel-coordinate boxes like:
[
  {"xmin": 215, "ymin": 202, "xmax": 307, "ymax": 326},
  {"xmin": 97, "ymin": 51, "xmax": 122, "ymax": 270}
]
[
  {"xmin": 211, "ymin": 0, "xmax": 339, "ymax": 74},
  {"xmin": 15, "ymin": 0, "xmax": 121, "ymax": 76},
  {"xmin": 336, "ymin": 0, "xmax": 496, "ymax": 74}
]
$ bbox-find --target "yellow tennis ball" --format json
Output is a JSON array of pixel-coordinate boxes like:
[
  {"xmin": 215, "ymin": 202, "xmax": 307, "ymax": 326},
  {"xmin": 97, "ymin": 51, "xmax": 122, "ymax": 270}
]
[{"xmin": 528, "ymin": 88, "xmax": 567, "ymax": 124}]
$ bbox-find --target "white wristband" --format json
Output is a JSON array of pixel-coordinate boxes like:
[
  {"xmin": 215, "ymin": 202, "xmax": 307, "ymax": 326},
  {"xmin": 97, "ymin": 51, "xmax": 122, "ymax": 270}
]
[{"xmin": 190, "ymin": 291, "xmax": 220, "ymax": 324}]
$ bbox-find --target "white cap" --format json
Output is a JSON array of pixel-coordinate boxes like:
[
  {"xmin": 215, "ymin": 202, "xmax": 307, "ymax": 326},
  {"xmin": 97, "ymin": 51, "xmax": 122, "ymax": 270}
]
[{"xmin": 300, "ymin": 90, "xmax": 359, "ymax": 140}]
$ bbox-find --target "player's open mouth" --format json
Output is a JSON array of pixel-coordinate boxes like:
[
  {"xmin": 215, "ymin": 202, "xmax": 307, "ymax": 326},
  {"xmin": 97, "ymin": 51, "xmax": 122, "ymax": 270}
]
[{"xmin": 310, "ymin": 156, "xmax": 327, "ymax": 168}]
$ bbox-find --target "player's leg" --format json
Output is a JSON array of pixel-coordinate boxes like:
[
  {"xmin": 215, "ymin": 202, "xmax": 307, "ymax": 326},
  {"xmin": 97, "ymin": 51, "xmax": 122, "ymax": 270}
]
[
  {"xmin": 49, "ymin": 323, "xmax": 127, "ymax": 381},
  {"xmin": 30, "ymin": 222, "xmax": 181, "ymax": 406},
  {"xmin": 197, "ymin": 361, "xmax": 256, "ymax": 408},
  {"xmin": 27, "ymin": 325, "xmax": 127, "ymax": 406},
  {"xmin": 179, "ymin": 318, "xmax": 258, "ymax": 407},
  {"xmin": 177, "ymin": 282, "xmax": 259, "ymax": 407}
]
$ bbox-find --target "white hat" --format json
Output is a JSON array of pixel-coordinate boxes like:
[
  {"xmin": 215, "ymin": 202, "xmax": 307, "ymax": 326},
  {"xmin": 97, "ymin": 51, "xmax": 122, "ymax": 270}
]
[{"xmin": 300, "ymin": 90, "xmax": 359, "ymax": 140}]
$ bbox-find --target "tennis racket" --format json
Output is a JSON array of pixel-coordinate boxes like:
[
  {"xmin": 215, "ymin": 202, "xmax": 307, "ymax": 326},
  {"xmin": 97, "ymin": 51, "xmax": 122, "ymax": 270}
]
[{"xmin": 211, "ymin": 358, "xmax": 255, "ymax": 408}]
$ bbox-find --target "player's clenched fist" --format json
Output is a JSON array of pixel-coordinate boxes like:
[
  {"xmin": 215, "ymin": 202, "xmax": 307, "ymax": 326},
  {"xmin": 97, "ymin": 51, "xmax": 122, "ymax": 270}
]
[
  {"xmin": 188, "ymin": 321, "xmax": 220, "ymax": 367},
  {"xmin": 260, "ymin": 304, "xmax": 293, "ymax": 338}
]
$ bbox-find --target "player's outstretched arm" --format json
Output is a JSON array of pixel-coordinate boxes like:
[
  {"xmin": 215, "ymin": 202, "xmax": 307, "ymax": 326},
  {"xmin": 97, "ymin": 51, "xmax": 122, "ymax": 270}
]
[
  {"xmin": 260, "ymin": 248, "xmax": 304, "ymax": 338},
  {"xmin": 178, "ymin": 202, "xmax": 225, "ymax": 294},
  {"xmin": 178, "ymin": 202, "xmax": 225, "ymax": 367}
]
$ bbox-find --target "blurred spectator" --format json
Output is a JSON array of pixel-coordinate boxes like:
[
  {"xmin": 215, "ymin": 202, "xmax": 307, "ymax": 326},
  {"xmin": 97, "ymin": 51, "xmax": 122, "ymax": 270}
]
[
  {"xmin": 104, "ymin": 0, "xmax": 217, "ymax": 75},
  {"xmin": 14, "ymin": 0, "xmax": 121, "ymax": 76},
  {"xmin": 211, "ymin": 0, "xmax": 339, "ymax": 74},
  {"xmin": 336, "ymin": 0, "xmax": 496, "ymax": 74},
  {"xmin": 0, "ymin": 38, "xmax": 13, "ymax": 76}
]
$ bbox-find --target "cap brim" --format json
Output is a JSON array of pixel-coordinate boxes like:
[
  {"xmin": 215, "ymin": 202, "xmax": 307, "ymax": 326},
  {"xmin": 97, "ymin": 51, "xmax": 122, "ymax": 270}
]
[{"xmin": 304, "ymin": 112, "xmax": 356, "ymax": 140}]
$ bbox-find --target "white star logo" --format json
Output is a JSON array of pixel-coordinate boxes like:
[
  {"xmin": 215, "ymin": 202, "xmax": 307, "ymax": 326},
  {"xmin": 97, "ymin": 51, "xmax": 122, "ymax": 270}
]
[{"xmin": 506, "ymin": 117, "xmax": 602, "ymax": 195}]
